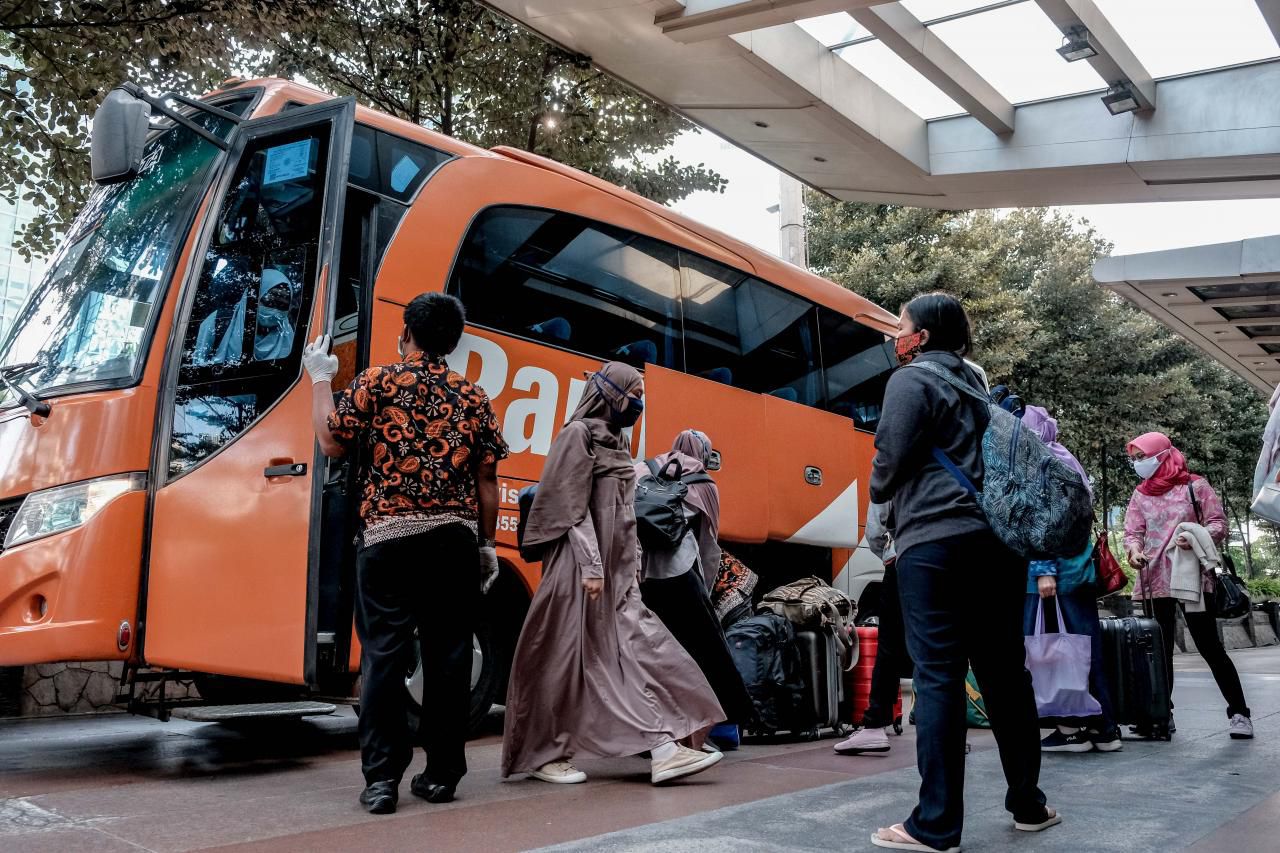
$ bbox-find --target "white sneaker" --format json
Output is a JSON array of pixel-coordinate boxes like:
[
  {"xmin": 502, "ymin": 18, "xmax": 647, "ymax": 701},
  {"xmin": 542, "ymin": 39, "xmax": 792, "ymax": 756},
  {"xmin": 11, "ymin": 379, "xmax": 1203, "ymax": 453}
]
[
  {"xmin": 531, "ymin": 760, "xmax": 587, "ymax": 784},
  {"xmin": 833, "ymin": 726, "xmax": 890, "ymax": 754},
  {"xmin": 1229, "ymin": 714, "xmax": 1255, "ymax": 740},
  {"xmin": 651, "ymin": 744, "xmax": 723, "ymax": 784}
]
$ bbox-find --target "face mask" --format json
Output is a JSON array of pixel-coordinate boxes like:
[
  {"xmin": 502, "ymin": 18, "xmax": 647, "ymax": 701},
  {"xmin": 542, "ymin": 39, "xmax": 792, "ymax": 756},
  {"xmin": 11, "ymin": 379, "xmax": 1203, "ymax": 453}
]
[
  {"xmin": 396, "ymin": 333, "xmax": 406, "ymax": 359},
  {"xmin": 1131, "ymin": 451, "xmax": 1165, "ymax": 480},
  {"xmin": 257, "ymin": 306, "xmax": 287, "ymax": 331},
  {"xmin": 895, "ymin": 330, "xmax": 926, "ymax": 366},
  {"xmin": 594, "ymin": 373, "xmax": 644, "ymax": 427}
]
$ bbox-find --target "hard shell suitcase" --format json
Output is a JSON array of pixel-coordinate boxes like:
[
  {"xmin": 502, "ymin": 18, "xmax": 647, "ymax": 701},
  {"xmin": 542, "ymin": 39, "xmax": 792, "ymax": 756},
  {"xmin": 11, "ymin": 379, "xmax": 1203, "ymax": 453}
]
[
  {"xmin": 850, "ymin": 625, "xmax": 903, "ymax": 733},
  {"xmin": 793, "ymin": 629, "xmax": 846, "ymax": 740},
  {"xmin": 1099, "ymin": 615, "xmax": 1172, "ymax": 740}
]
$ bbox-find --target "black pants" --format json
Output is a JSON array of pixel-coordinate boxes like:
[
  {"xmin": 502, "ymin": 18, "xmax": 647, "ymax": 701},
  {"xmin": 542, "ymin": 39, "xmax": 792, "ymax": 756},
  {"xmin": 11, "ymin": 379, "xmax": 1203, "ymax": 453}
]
[
  {"xmin": 863, "ymin": 559, "xmax": 911, "ymax": 729},
  {"xmin": 355, "ymin": 524, "xmax": 478, "ymax": 788},
  {"xmin": 897, "ymin": 530, "xmax": 1045, "ymax": 851},
  {"xmin": 1150, "ymin": 596, "xmax": 1250, "ymax": 718},
  {"xmin": 641, "ymin": 569, "xmax": 756, "ymax": 726}
]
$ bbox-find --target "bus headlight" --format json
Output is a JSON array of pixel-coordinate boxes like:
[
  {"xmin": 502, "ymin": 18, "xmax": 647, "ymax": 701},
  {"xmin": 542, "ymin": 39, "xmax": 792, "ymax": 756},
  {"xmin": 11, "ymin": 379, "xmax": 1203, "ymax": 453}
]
[{"xmin": 4, "ymin": 473, "xmax": 147, "ymax": 549}]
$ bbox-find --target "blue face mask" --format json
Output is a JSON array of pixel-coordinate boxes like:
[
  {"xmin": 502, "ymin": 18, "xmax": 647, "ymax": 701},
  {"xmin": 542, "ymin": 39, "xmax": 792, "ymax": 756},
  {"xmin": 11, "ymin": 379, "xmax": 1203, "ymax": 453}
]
[{"xmin": 593, "ymin": 373, "xmax": 644, "ymax": 427}]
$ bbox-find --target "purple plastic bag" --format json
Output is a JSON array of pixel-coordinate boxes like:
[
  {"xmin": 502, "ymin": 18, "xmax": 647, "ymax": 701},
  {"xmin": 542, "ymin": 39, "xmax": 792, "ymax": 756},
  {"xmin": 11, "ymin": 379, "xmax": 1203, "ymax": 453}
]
[{"xmin": 1024, "ymin": 598, "xmax": 1101, "ymax": 719}]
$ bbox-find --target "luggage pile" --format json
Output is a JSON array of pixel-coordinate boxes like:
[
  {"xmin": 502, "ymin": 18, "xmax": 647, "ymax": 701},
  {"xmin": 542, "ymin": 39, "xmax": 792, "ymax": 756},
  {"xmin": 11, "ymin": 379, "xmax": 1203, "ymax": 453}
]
[{"xmin": 725, "ymin": 575, "xmax": 857, "ymax": 741}]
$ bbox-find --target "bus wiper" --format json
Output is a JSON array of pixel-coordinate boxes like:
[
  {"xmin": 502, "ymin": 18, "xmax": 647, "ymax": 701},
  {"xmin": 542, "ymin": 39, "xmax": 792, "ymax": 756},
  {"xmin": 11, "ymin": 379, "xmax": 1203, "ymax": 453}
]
[{"xmin": 0, "ymin": 363, "xmax": 51, "ymax": 418}]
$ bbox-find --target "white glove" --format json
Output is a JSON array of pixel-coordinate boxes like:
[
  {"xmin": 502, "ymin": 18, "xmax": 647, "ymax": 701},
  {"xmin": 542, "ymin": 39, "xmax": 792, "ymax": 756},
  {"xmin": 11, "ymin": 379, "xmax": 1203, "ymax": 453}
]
[
  {"xmin": 303, "ymin": 334, "xmax": 339, "ymax": 384},
  {"xmin": 480, "ymin": 545, "xmax": 500, "ymax": 594}
]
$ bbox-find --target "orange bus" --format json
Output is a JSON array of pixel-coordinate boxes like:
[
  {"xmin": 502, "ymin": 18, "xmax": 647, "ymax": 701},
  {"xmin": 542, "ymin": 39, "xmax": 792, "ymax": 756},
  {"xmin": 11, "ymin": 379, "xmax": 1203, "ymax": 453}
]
[{"xmin": 0, "ymin": 78, "xmax": 899, "ymax": 726}]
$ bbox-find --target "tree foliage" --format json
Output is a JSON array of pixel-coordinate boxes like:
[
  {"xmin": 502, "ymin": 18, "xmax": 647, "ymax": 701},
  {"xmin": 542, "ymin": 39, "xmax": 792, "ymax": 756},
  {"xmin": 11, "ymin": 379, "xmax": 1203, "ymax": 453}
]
[
  {"xmin": 806, "ymin": 197, "xmax": 1271, "ymax": 570},
  {"xmin": 0, "ymin": 0, "xmax": 724, "ymax": 258}
]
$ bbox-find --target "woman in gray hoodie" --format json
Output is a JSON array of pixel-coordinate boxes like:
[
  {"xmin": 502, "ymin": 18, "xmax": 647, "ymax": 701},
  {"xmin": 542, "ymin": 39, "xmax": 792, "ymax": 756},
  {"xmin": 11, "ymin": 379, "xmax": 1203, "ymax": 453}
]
[{"xmin": 870, "ymin": 293, "xmax": 1057, "ymax": 853}]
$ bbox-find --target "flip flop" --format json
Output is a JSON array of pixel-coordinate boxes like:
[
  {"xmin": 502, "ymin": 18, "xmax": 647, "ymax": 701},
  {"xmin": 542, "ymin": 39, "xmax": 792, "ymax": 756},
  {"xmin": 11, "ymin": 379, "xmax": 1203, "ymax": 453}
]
[
  {"xmin": 870, "ymin": 823, "xmax": 961, "ymax": 852},
  {"xmin": 1014, "ymin": 807, "xmax": 1062, "ymax": 832}
]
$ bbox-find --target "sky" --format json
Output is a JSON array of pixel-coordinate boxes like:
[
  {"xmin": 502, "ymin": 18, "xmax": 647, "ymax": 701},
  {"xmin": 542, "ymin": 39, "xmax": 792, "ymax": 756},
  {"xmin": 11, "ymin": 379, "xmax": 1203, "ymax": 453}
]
[{"xmin": 660, "ymin": 0, "xmax": 1280, "ymax": 261}]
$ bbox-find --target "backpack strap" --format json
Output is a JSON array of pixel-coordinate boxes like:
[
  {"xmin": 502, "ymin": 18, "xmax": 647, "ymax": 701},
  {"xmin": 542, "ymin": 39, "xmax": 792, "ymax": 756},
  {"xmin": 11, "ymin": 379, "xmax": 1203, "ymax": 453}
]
[
  {"xmin": 681, "ymin": 472, "xmax": 714, "ymax": 486},
  {"xmin": 645, "ymin": 458, "xmax": 660, "ymax": 477},
  {"xmin": 932, "ymin": 448, "xmax": 979, "ymax": 496},
  {"xmin": 905, "ymin": 360, "xmax": 991, "ymax": 405}
]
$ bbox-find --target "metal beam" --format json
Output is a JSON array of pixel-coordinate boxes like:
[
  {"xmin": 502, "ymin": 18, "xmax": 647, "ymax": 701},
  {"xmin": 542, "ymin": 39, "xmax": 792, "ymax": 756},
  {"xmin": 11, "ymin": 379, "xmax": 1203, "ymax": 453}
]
[
  {"xmin": 1168, "ymin": 295, "xmax": 1280, "ymax": 309},
  {"xmin": 850, "ymin": 2, "xmax": 1015, "ymax": 135},
  {"xmin": 1034, "ymin": 0, "xmax": 1156, "ymax": 110},
  {"xmin": 657, "ymin": 0, "xmax": 884, "ymax": 44},
  {"xmin": 1259, "ymin": 1, "xmax": 1280, "ymax": 44}
]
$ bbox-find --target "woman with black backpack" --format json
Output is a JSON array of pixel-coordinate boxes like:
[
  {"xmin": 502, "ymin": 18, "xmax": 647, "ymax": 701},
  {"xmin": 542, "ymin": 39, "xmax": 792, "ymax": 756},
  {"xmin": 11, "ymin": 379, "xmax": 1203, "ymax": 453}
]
[
  {"xmin": 870, "ymin": 293, "xmax": 1057, "ymax": 853},
  {"xmin": 636, "ymin": 430, "xmax": 756, "ymax": 750}
]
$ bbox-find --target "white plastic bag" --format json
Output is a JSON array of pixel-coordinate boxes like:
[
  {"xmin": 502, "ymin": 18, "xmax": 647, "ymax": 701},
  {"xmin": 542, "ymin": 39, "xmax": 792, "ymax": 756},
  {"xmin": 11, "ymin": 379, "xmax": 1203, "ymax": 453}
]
[
  {"xmin": 1024, "ymin": 598, "xmax": 1101, "ymax": 719},
  {"xmin": 1251, "ymin": 463, "xmax": 1280, "ymax": 524}
]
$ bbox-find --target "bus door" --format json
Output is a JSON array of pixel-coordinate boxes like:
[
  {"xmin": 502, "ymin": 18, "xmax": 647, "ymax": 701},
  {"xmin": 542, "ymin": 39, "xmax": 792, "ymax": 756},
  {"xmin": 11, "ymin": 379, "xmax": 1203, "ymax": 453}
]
[{"xmin": 143, "ymin": 99, "xmax": 355, "ymax": 685}]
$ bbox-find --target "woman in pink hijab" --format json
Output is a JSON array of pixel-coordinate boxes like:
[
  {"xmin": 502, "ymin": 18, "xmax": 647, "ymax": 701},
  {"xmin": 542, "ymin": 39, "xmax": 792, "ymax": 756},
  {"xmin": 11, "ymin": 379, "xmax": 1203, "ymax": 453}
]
[{"xmin": 1124, "ymin": 431, "xmax": 1252, "ymax": 739}]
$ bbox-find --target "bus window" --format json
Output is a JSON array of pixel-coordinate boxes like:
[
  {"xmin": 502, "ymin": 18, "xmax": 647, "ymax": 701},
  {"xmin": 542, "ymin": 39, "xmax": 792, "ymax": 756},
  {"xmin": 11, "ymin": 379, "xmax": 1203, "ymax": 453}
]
[
  {"xmin": 448, "ymin": 206, "xmax": 682, "ymax": 371},
  {"xmin": 679, "ymin": 252, "xmax": 823, "ymax": 406},
  {"xmin": 168, "ymin": 124, "xmax": 333, "ymax": 477},
  {"xmin": 817, "ymin": 307, "xmax": 895, "ymax": 431},
  {"xmin": 347, "ymin": 124, "xmax": 451, "ymax": 203}
]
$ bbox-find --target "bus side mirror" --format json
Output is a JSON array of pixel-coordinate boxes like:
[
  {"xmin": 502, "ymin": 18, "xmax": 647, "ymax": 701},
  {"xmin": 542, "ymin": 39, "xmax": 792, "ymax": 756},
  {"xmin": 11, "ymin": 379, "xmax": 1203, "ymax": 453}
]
[{"xmin": 91, "ymin": 88, "xmax": 152, "ymax": 185}]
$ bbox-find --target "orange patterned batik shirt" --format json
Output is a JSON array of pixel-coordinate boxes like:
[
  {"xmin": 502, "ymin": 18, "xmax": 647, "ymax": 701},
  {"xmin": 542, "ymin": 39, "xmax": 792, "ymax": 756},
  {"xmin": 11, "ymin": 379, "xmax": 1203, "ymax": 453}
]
[{"xmin": 328, "ymin": 351, "xmax": 509, "ymax": 530}]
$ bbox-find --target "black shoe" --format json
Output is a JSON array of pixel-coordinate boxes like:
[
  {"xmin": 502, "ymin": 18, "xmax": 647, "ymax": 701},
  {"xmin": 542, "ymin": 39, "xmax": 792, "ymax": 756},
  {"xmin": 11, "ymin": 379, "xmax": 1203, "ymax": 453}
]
[
  {"xmin": 1089, "ymin": 726, "xmax": 1123, "ymax": 753},
  {"xmin": 359, "ymin": 780, "xmax": 398, "ymax": 814},
  {"xmin": 410, "ymin": 773, "xmax": 456, "ymax": 804},
  {"xmin": 1040, "ymin": 729, "xmax": 1093, "ymax": 753}
]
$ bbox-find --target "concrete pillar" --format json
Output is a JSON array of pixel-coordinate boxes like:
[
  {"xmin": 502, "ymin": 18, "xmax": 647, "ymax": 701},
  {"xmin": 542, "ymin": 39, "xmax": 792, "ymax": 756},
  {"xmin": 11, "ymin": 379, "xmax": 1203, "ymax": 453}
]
[{"xmin": 778, "ymin": 173, "xmax": 807, "ymax": 269}]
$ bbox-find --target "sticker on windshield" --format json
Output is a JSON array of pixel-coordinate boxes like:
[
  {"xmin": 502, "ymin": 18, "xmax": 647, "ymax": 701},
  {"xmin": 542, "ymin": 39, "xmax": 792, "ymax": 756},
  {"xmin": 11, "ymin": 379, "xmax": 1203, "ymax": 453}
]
[{"xmin": 262, "ymin": 139, "xmax": 312, "ymax": 186}]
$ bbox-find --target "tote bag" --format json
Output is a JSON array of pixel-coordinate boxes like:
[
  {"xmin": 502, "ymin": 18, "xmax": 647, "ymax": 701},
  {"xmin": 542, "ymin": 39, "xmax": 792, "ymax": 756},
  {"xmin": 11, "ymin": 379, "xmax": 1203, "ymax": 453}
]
[{"xmin": 1024, "ymin": 598, "xmax": 1102, "ymax": 719}]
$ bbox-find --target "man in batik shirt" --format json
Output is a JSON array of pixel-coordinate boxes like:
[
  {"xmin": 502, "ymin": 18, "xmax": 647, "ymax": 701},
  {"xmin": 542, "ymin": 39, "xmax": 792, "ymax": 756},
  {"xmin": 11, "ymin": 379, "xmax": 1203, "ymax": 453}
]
[{"xmin": 304, "ymin": 292, "xmax": 508, "ymax": 814}]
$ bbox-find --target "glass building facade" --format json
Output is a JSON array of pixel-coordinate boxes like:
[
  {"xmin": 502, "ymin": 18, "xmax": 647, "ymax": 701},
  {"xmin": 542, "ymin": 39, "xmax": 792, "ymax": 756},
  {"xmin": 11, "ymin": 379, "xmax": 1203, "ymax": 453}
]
[{"xmin": 0, "ymin": 194, "xmax": 47, "ymax": 342}]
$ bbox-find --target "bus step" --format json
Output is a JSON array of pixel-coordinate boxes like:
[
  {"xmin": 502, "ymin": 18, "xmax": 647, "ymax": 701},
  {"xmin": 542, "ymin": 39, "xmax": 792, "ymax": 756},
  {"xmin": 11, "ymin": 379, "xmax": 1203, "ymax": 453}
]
[{"xmin": 173, "ymin": 701, "xmax": 338, "ymax": 722}]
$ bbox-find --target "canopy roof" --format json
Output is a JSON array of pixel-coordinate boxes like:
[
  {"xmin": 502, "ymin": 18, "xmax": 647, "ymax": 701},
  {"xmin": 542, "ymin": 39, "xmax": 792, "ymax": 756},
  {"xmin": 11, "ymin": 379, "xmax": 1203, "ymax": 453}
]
[
  {"xmin": 485, "ymin": 0, "xmax": 1280, "ymax": 208},
  {"xmin": 1095, "ymin": 234, "xmax": 1280, "ymax": 393}
]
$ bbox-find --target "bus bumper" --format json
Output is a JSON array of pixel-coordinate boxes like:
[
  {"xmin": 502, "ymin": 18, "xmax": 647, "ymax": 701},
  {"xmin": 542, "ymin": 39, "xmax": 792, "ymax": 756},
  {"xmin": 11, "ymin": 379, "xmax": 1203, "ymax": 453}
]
[{"xmin": 0, "ymin": 492, "xmax": 146, "ymax": 666}]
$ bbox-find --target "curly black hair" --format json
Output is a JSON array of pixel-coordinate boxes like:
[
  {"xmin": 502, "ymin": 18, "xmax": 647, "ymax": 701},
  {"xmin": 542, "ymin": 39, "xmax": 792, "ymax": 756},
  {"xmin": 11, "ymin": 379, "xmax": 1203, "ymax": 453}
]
[{"xmin": 404, "ymin": 292, "xmax": 465, "ymax": 356}]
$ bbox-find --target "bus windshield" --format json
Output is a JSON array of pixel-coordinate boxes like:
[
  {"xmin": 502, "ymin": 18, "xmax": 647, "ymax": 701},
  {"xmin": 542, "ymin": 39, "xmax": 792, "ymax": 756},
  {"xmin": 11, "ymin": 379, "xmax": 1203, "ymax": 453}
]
[{"xmin": 0, "ymin": 101, "xmax": 248, "ymax": 408}]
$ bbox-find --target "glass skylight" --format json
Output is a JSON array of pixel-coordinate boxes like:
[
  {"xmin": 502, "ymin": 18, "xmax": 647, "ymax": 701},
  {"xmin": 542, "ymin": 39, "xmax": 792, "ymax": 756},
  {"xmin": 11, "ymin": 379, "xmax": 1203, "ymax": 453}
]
[
  {"xmin": 900, "ymin": 0, "xmax": 1019, "ymax": 23},
  {"xmin": 1093, "ymin": 0, "xmax": 1280, "ymax": 79},
  {"xmin": 836, "ymin": 41, "xmax": 963, "ymax": 119},
  {"xmin": 796, "ymin": 13, "xmax": 868, "ymax": 47},
  {"xmin": 929, "ymin": 1, "xmax": 1106, "ymax": 103}
]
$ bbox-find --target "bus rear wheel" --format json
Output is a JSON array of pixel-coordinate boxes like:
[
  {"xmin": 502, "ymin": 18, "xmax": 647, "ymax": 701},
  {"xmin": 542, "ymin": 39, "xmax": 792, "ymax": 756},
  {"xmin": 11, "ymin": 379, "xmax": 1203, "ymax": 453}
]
[{"xmin": 405, "ymin": 617, "xmax": 504, "ymax": 737}]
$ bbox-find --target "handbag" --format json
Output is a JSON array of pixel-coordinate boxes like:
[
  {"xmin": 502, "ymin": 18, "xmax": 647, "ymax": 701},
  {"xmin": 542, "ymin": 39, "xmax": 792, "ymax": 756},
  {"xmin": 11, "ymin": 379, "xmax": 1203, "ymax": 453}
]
[
  {"xmin": 1250, "ymin": 462, "xmax": 1280, "ymax": 524},
  {"xmin": 1188, "ymin": 483, "xmax": 1251, "ymax": 620},
  {"xmin": 1024, "ymin": 598, "xmax": 1102, "ymax": 719},
  {"xmin": 1093, "ymin": 530, "xmax": 1128, "ymax": 596}
]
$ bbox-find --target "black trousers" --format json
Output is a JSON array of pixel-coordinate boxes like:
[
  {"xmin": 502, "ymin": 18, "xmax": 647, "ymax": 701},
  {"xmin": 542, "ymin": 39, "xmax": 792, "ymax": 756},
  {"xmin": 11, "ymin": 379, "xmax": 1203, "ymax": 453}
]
[
  {"xmin": 1150, "ymin": 596, "xmax": 1250, "ymax": 718},
  {"xmin": 641, "ymin": 568, "xmax": 756, "ymax": 726},
  {"xmin": 355, "ymin": 524, "xmax": 478, "ymax": 787},
  {"xmin": 863, "ymin": 559, "xmax": 911, "ymax": 729},
  {"xmin": 897, "ymin": 530, "xmax": 1045, "ymax": 851}
]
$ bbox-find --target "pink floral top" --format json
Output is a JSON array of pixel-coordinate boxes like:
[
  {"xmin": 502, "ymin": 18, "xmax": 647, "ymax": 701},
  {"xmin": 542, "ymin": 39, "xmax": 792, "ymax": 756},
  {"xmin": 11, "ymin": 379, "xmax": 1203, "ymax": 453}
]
[{"xmin": 1123, "ymin": 478, "xmax": 1226, "ymax": 600}]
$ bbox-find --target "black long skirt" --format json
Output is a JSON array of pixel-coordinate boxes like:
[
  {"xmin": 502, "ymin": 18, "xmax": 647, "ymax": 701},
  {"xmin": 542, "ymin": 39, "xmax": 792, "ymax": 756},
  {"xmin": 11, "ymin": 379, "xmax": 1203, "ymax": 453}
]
[{"xmin": 641, "ymin": 569, "xmax": 755, "ymax": 726}]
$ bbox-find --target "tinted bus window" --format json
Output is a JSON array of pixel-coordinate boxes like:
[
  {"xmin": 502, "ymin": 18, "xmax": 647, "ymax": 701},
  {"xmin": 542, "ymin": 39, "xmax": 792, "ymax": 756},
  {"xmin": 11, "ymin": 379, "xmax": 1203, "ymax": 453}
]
[
  {"xmin": 348, "ymin": 124, "xmax": 451, "ymax": 202},
  {"xmin": 680, "ymin": 252, "xmax": 823, "ymax": 406},
  {"xmin": 818, "ymin": 307, "xmax": 895, "ymax": 431},
  {"xmin": 448, "ymin": 207, "xmax": 682, "ymax": 370}
]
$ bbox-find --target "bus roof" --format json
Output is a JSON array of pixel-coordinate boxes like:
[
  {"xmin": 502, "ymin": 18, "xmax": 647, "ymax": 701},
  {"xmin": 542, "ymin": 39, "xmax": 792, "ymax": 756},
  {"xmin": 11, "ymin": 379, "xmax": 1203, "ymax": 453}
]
[{"xmin": 212, "ymin": 78, "xmax": 900, "ymax": 335}]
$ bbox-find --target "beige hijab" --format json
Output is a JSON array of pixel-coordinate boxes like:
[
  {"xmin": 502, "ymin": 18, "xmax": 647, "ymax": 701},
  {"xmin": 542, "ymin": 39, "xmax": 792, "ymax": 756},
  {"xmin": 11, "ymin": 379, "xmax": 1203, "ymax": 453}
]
[{"xmin": 522, "ymin": 362, "xmax": 641, "ymax": 548}]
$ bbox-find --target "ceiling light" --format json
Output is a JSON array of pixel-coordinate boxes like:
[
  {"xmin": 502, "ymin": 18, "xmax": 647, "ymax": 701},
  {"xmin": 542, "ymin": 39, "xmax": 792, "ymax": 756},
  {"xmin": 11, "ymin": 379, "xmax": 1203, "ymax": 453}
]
[
  {"xmin": 1056, "ymin": 27, "xmax": 1098, "ymax": 62},
  {"xmin": 1161, "ymin": 292, "xmax": 1177, "ymax": 297},
  {"xmin": 814, "ymin": 156, "xmax": 827, "ymax": 163},
  {"xmin": 1102, "ymin": 82, "xmax": 1140, "ymax": 116},
  {"xmin": 753, "ymin": 120, "xmax": 769, "ymax": 128}
]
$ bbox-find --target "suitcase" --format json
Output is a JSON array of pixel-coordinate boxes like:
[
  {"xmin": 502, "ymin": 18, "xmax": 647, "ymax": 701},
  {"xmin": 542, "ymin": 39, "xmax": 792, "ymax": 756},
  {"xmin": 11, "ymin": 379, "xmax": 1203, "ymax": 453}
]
[
  {"xmin": 1099, "ymin": 616, "xmax": 1173, "ymax": 740},
  {"xmin": 793, "ymin": 629, "xmax": 847, "ymax": 740},
  {"xmin": 850, "ymin": 625, "xmax": 903, "ymax": 733}
]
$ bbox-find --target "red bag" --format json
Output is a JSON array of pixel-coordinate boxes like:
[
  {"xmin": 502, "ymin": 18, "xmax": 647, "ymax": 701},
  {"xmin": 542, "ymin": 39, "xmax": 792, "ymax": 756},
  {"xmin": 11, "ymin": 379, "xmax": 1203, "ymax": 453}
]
[{"xmin": 1094, "ymin": 530, "xmax": 1127, "ymax": 595}]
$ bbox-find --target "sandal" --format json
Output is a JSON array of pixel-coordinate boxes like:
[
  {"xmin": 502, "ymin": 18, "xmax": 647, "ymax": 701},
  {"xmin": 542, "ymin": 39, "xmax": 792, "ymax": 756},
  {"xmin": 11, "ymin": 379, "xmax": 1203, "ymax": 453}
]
[
  {"xmin": 1014, "ymin": 807, "xmax": 1062, "ymax": 832},
  {"xmin": 870, "ymin": 823, "xmax": 961, "ymax": 852}
]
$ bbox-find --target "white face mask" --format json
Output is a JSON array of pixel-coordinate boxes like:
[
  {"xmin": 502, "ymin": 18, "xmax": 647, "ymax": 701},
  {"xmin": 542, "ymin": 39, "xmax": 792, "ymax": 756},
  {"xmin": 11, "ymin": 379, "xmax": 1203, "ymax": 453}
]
[
  {"xmin": 396, "ymin": 333, "xmax": 406, "ymax": 359},
  {"xmin": 1132, "ymin": 452, "xmax": 1164, "ymax": 480}
]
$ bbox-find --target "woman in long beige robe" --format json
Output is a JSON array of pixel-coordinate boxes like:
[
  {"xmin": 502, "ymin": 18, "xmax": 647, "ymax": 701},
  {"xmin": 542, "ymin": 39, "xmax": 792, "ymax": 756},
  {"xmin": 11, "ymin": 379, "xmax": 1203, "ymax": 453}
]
[{"xmin": 501, "ymin": 362, "xmax": 725, "ymax": 785}]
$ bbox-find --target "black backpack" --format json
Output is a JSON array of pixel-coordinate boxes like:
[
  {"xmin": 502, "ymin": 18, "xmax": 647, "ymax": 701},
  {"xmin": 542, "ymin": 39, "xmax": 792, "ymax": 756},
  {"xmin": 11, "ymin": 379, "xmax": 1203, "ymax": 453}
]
[
  {"xmin": 634, "ymin": 457, "xmax": 713, "ymax": 550},
  {"xmin": 515, "ymin": 484, "xmax": 540, "ymax": 562},
  {"xmin": 726, "ymin": 613, "xmax": 805, "ymax": 734}
]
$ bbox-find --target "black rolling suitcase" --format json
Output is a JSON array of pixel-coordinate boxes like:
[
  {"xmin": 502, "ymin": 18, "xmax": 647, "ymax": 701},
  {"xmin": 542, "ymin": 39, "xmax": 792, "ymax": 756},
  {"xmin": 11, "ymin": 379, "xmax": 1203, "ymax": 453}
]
[
  {"xmin": 1099, "ymin": 615, "xmax": 1173, "ymax": 740},
  {"xmin": 792, "ymin": 630, "xmax": 847, "ymax": 740}
]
